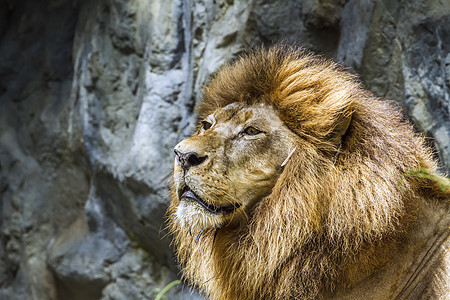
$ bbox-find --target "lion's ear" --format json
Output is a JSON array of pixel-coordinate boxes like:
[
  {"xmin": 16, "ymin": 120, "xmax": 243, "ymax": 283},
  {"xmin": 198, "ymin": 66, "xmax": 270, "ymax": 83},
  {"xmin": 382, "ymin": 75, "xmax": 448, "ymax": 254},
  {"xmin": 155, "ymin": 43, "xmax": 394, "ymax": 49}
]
[{"xmin": 327, "ymin": 114, "xmax": 352, "ymax": 146}]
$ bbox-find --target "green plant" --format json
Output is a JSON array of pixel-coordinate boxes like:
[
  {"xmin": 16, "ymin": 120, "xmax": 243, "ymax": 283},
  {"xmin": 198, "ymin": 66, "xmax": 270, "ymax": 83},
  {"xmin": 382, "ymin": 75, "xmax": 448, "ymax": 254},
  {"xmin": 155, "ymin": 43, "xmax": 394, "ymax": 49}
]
[
  {"xmin": 405, "ymin": 168, "xmax": 450, "ymax": 192},
  {"xmin": 155, "ymin": 280, "xmax": 181, "ymax": 300}
]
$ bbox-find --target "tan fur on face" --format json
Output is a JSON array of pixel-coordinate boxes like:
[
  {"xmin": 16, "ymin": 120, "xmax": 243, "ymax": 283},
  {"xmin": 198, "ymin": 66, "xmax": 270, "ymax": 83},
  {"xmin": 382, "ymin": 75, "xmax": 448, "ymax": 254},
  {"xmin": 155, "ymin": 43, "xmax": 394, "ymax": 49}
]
[
  {"xmin": 172, "ymin": 102, "xmax": 297, "ymax": 233},
  {"xmin": 168, "ymin": 46, "xmax": 450, "ymax": 299}
]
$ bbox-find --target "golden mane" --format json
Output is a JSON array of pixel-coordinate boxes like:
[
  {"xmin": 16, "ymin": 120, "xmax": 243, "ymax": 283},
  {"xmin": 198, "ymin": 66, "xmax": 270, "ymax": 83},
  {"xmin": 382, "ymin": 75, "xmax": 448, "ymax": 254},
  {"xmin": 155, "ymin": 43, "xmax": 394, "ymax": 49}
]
[{"xmin": 168, "ymin": 46, "xmax": 449, "ymax": 299}]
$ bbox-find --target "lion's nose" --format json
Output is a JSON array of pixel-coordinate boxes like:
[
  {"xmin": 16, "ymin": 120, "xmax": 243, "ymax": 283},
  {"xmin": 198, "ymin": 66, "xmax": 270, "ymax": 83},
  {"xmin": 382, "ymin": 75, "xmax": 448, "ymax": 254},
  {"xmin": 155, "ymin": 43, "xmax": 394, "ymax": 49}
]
[{"xmin": 174, "ymin": 149, "xmax": 207, "ymax": 170}]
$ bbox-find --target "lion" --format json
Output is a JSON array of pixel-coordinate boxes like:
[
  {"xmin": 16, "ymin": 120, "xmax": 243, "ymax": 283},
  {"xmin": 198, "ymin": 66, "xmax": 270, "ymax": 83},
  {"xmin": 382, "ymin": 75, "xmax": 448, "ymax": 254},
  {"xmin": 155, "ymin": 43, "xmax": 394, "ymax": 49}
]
[{"xmin": 168, "ymin": 46, "xmax": 450, "ymax": 299}]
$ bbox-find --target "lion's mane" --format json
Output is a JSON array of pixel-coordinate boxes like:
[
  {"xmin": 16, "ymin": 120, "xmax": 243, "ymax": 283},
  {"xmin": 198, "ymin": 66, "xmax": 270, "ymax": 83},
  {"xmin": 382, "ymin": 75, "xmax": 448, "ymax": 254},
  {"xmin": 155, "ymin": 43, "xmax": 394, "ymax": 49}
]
[{"xmin": 168, "ymin": 46, "xmax": 449, "ymax": 299}]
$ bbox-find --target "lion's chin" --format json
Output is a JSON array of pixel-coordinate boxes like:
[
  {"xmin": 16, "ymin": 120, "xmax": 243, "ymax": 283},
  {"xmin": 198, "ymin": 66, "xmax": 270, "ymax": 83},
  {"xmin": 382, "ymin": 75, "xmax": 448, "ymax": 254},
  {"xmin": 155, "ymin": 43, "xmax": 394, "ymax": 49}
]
[{"xmin": 174, "ymin": 200, "xmax": 224, "ymax": 231}]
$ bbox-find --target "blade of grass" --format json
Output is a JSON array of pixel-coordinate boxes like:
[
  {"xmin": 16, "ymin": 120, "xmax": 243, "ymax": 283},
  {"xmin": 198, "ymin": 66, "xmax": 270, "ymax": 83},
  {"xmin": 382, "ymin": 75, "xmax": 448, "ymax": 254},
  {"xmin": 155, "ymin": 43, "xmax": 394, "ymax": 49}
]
[{"xmin": 155, "ymin": 280, "xmax": 181, "ymax": 300}]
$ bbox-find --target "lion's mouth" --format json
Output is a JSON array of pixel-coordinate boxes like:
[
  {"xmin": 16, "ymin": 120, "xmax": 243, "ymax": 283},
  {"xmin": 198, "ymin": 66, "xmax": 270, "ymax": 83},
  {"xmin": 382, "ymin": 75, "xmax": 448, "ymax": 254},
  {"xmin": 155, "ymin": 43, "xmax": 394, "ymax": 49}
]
[{"xmin": 180, "ymin": 186, "xmax": 240, "ymax": 214}]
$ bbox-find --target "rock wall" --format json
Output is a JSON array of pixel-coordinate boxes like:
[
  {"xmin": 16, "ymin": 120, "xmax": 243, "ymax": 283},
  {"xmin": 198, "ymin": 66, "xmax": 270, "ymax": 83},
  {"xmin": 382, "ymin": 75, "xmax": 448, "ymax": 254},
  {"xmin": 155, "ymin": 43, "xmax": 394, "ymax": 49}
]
[{"xmin": 0, "ymin": 0, "xmax": 448, "ymax": 299}]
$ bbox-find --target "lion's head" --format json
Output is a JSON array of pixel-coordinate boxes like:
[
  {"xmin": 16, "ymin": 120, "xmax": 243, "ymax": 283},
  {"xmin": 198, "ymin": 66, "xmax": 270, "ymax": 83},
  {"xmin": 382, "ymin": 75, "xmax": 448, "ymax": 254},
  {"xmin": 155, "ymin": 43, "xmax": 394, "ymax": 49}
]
[
  {"xmin": 172, "ymin": 102, "xmax": 297, "ymax": 232},
  {"xmin": 168, "ymin": 46, "xmax": 448, "ymax": 299}
]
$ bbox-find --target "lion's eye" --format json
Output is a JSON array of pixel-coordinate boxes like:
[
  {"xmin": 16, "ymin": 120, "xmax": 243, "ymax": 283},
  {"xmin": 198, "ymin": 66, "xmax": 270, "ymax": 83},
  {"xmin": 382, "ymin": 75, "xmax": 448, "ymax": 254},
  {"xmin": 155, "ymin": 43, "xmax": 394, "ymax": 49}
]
[
  {"xmin": 201, "ymin": 121, "xmax": 212, "ymax": 130},
  {"xmin": 243, "ymin": 126, "xmax": 261, "ymax": 135}
]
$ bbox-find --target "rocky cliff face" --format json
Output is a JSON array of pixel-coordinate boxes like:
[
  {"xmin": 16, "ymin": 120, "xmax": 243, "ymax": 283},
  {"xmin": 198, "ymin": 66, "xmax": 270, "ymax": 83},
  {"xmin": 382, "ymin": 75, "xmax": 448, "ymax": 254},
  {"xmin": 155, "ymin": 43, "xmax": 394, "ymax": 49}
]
[{"xmin": 0, "ymin": 0, "xmax": 448, "ymax": 299}]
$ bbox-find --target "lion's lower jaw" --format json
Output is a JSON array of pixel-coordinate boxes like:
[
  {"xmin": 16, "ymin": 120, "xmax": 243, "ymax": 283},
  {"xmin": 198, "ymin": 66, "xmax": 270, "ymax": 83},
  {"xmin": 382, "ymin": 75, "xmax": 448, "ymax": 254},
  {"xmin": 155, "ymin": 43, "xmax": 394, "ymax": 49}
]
[{"xmin": 175, "ymin": 201, "xmax": 223, "ymax": 231}]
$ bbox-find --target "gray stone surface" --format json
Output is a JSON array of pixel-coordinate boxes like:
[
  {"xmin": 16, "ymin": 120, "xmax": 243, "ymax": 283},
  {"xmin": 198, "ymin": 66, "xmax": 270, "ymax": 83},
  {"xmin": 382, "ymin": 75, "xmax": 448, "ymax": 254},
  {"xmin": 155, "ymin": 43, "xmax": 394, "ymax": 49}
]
[
  {"xmin": 338, "ymin": 0, "xmax": 450, "ymax": 169},
  {"xmin": 0, "ymin": 0, "xmax": 448, "ymax": 299}
]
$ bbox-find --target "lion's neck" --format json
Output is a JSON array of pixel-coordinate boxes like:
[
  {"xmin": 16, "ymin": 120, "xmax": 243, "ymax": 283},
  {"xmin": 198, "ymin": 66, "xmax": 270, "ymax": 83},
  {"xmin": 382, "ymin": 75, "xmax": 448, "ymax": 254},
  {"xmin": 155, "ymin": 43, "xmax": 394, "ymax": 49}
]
[{"xmin": 177, "ymin": 214, "xmax": 406, "ymax": 300}]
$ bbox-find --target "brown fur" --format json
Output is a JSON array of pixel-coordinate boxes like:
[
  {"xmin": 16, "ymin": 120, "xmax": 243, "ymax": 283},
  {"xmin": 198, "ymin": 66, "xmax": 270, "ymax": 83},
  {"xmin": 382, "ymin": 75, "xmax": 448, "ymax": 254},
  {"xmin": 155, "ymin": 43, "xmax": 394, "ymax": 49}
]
[{"xmin": 168, "ymin": 46, "xmax": 450, "ymax": 299}]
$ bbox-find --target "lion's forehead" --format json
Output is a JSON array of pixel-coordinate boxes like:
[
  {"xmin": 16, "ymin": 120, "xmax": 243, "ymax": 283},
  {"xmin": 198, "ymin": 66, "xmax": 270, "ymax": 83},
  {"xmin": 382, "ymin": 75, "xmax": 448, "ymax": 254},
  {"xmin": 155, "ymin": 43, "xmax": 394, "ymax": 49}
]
[{"xmin": 211, "ymin": 102, "xmax": 280, "ymax": 130}]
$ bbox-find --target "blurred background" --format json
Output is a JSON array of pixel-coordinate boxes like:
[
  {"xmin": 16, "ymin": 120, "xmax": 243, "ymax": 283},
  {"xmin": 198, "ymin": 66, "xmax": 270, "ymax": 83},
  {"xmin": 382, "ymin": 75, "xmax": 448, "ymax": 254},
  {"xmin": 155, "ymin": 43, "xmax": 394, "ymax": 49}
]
[{"xmin": 0, "ymin": 0, "xmax": 448, "ymax": 299}]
